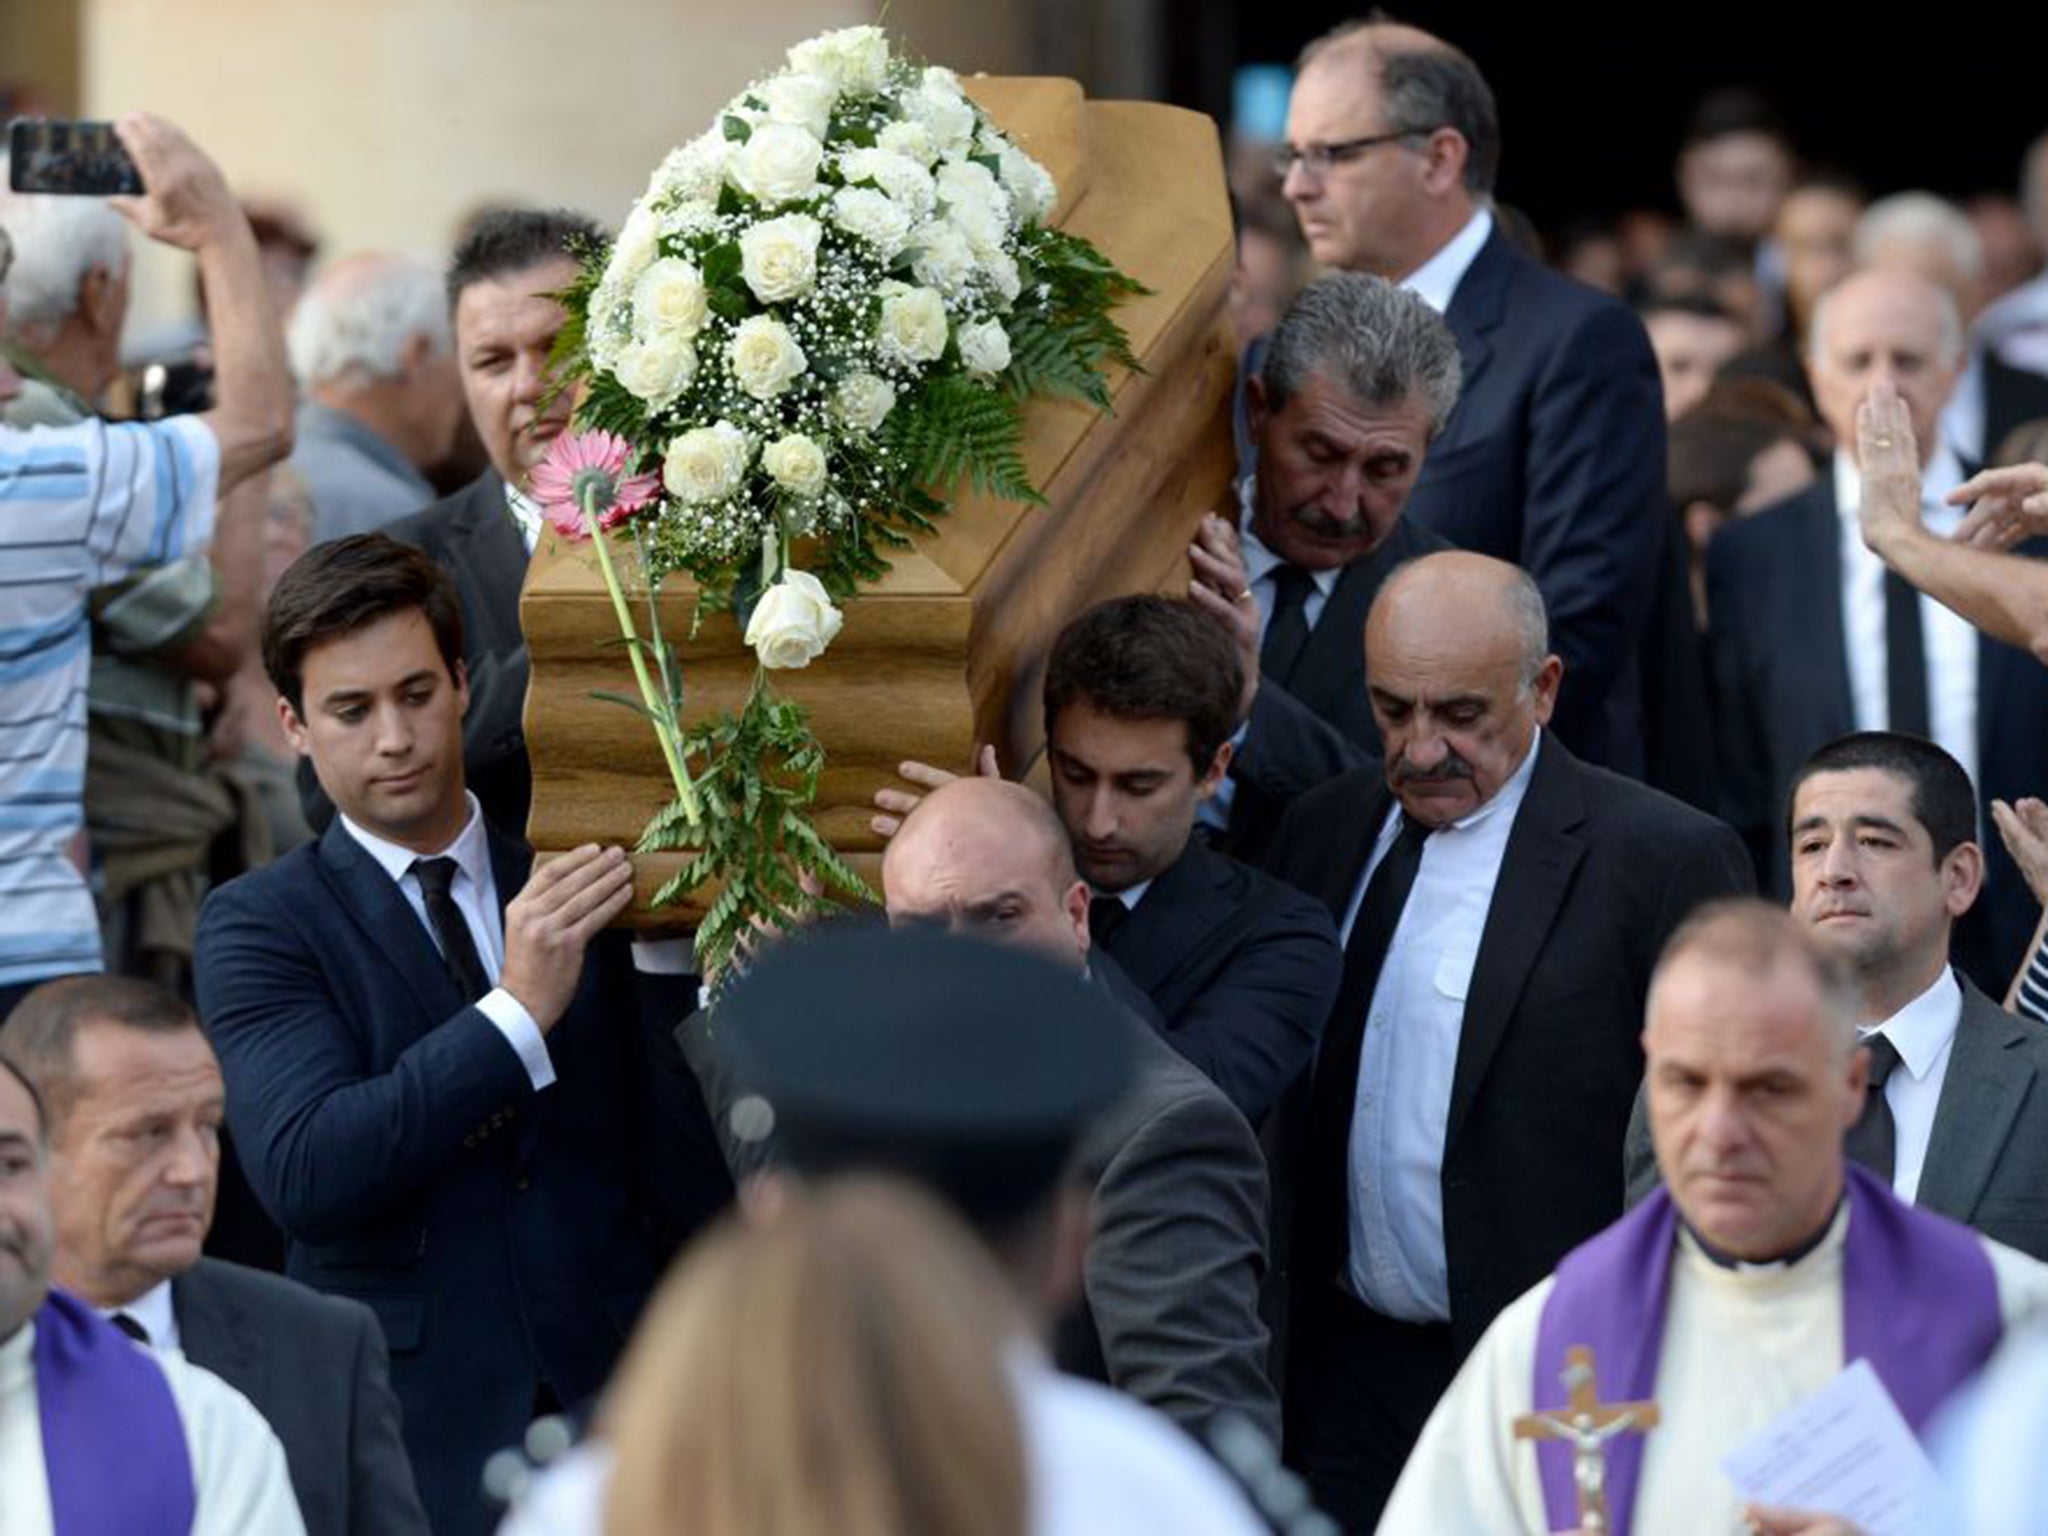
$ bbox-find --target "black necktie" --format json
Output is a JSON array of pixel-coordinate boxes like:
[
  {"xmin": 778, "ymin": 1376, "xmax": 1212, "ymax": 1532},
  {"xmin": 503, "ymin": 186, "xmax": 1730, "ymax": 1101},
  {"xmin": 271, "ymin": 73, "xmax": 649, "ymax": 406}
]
[
  {"xmin": 1088, "ymin": 894, "xmax": 1128, "ymax": 949},
  {"xmin": 1883, "ymin": 570, "xmax": 1932, "ymax": 739},
  {"xmin": 1260, "ymin": 565, "xmax": 1316, "ymax": 689},
  {"xmin": 1845, "ymin": 1032, "xmax": 1902, "ymax": 1182},
  {"xmin": 110, "ymin": 1312, "xmax": 149, "ymax": 1345},
  {"xmin": 412, "ymin": 857, "xmax": 491, "ymax": 1003},
  {"xmin": 1298, "ymin": 814, "xmax": 1433, "ymax": 1285}
]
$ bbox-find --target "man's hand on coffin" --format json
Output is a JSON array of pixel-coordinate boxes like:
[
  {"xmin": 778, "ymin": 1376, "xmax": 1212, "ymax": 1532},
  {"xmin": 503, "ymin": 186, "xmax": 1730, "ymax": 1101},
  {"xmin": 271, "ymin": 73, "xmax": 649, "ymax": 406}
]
[
  {"xmin": 500, "ymin": 843, "xmax": 637, "ymax": 1032},
  {"xmin": 1186, "ymin": 511, "xmax": 1261, "ymax": 720},
  {"xmin": 869, "ymin": 746, "xmax": 999, "ymax": 838}
]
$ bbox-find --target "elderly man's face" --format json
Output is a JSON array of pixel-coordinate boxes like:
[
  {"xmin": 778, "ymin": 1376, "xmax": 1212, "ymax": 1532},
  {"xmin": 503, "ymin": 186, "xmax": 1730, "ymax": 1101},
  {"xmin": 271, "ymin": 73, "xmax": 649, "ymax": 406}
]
[
  {"xmin": 884, "ymin": 815, "xmax": 1090, "ymax": 970},
  {"xmin": 0, "ymin": 1071, "xmax": 53, "ymax": 1342},
  {"xmin": 1249, "ymin": 370, "xmax": 1433, "ymax": 571},
  {"xmin": 1280, "ymin": 49, "xmax": 1433, "ymax": 277},
  {"xmin": 1808, "ymin": 273, "xmax": 1960, "ymax": 467},
  {"xmin": 1646, "ymin": 951, "xmax": 1864, "ymax": 1261},
  {"xmin": 453, "ymin": 255, "xmax": 579, "ymax": 488}
]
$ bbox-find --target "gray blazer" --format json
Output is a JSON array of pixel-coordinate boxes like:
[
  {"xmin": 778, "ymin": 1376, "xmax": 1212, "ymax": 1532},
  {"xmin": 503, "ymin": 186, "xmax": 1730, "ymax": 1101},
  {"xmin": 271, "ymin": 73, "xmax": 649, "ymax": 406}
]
[
  {"xmin": 1623, "ymin": 977, "xmax": 2048, "ymax": 1259},
  {"xmin": 175, "ymin": 1257, "xmax": 429, "ymax": 1536}
]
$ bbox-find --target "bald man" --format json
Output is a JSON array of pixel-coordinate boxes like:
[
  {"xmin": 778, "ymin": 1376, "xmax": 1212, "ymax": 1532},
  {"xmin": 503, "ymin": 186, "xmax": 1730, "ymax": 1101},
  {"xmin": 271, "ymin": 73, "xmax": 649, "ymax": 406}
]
[
  {"xmin": 694, "ymin": 776, "xmax": 1281, "ymax": 1445},
  {"xmin": 1706, "ymin": 266, "xmax": 2048, "ymax": 995},
  {"xmin": 287, "ymin": 253, "xmax": 464, "ymax": 544},
  {"xmin": 1263, "ymin": 551, "xmax": 1750, "ymax": 1530}
]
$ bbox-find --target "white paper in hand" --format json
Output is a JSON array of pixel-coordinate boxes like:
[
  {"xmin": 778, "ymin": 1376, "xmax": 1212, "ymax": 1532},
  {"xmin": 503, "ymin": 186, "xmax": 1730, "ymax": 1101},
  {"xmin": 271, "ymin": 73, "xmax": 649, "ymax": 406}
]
[{"xmin": 1718, "ymin": 1358, "xmax": 1938, "ymax": 1536}]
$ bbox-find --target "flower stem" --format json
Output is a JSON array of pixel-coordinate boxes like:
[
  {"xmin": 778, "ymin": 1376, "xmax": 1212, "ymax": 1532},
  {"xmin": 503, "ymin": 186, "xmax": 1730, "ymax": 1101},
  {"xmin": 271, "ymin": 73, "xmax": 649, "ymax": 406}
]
[{"xmin": 585, "ymin": 487, "xmax": 701, "ymax": 828}]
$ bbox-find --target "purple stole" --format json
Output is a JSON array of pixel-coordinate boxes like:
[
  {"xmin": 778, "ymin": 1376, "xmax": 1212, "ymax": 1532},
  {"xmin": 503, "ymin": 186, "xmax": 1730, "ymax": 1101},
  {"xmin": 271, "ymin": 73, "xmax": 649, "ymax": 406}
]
[
  {"xmin": 1532, "ymin": 1165, "xmax": 2001, "ymax": 1536},
  {"xmin": 30, "ymin": 1288, "xmax": 196, "ymax": 1535}
]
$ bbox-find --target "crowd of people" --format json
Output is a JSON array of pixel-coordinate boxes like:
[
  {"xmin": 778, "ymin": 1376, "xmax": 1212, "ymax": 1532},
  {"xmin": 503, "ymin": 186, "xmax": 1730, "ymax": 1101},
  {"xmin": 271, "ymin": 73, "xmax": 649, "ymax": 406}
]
[{"xmin": 3, "ymin": 12, "xmax": 2048, "ymax": 1535}]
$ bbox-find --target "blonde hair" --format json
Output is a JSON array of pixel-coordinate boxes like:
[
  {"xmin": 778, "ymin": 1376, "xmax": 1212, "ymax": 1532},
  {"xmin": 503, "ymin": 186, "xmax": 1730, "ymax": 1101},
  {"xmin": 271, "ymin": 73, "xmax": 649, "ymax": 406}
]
[{"xmin": 601, "ymin": 1176, "xmax": 1029, "ymax": 1536}]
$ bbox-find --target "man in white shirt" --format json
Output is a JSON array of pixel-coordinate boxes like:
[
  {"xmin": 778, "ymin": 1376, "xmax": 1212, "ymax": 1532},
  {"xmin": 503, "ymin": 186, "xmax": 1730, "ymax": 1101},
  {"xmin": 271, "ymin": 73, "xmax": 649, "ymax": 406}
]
[
  {"xmin": 1381, "ymin": 901, "xmax": 2048, "ymax": 1536},
  {"xmin": 1625, "ymin": 731, "xmax": 2048, "ymax": 1260},
  {"xmin": 0, "ymin": 1055, "xmax": 305, "ymax": 1535},
  {"xmin": 1705, "ymin": 265, "xmax": 2048, "ymax": 992}
]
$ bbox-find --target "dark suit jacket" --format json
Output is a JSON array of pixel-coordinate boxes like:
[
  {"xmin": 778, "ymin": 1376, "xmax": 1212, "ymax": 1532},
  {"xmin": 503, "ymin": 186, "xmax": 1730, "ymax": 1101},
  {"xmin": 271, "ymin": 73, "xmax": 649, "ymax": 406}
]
[
  {"xmin": 1400, "ymin": 228, "xmax": 1669, "ymax": 778},
  {"xmin": 193, "ymin": 819, "xmax": 731, "ymax": 1536},
  {"xmin": 175, "ymin": 1257, "xmax": 428, "ymax": 1536},
  {"xmin": 385, "ymin": 472, "xmax": 533, "ymax": 837},
  {"xmin": 1703, "ymin": 475, "xmax": 2048, "ymax": 990},
  {"xmin": 1264, "ymin": 735, "xmax": 1752, "ymax": 1357},
  {"xmin": 1624, "ymin": 976, "xmax": 2048, "ymax": 1260},
  {"xmin": 1096, "ymin": 835, "xmax": 1340, "ymax": 1123},
  {"xmin": 1225, "ymin": 518, "xmax": 1450, "ymax": 862}
]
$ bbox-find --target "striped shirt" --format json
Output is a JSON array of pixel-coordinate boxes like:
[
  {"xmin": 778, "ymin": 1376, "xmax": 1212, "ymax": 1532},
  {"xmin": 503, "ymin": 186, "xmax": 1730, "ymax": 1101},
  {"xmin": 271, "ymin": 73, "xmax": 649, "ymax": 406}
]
[
  {"xmin": 0, "ymin": 415, "xmax": 220, "ymax": 985},
  {"xmin": 2016, "ymin": 932, "xmax": 2048, "ymax": 1029}
]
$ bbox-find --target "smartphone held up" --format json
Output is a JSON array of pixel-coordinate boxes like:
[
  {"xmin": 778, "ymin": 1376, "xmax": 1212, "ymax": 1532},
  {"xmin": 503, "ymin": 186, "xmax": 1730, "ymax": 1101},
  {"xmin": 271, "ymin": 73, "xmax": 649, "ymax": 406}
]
[{"xmin": 8, "ymin": 119, "xmax": 144, "ymax": 197}]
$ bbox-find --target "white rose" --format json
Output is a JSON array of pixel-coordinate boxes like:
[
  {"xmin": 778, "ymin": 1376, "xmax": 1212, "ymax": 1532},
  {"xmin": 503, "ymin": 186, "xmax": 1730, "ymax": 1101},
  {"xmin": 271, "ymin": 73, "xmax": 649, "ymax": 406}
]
[
  {"xmin": 985, "ymin": 250, "xmax": 1022, "ymax": 305},
  {"xmin": 936, "ymin": 160, "xmax": 1012, "ymax": 258},
  {"xmin": 730, "ymin": 121, "xmax": 823, "ymax": 206},
  {"xmin": 744, "ymin": 569, "xmax": 845, "ymax": 669},
  {"xmin": 787, "ymin": 25, "xmax": 891, "ymax": 95},
  {"xmin": 906, "ymin": 88, "xmax": 976, "ymax": 158},
  {"xmin": 957, "ymin": 318, "xmax": 1011, "ymax": 378},
  {"xmin": 876, "ymin": 120, "xmax": 936, "ymax": 166},
  {"xmin": 909, "ymin": 220, "xmax": 975, "ymax": 299},
  {"xmin": 877, "ymin": 282, "xmax": 949, "ymax": 367},
  {"xmin": 761, "ymin": 72, "xmax": 838, "ymax": 138},
  {"xmin": 608, "ymin": 202, "xmax": 661, "ymax": 288},
  {"xmin": 727, "ymin": 314, "xmax": 808, "ymax": 399},
  {"xmin": 633, "ymin": 257, "xmax": 709, "ymax": 342},
  {"xmin": 662, "ymin": 421, "xmax": 750, "ymax": 505},
  {"xmin": 832, "ymin": 372, "xmax": 897, "ymax": 432},
  {"xmin": 615, "ymin": 332, "xmax": 698, "ymax": 405},
  {"xmin": 837, "ymin": 148, "xmax": 935, "ymax": 220},
  {"xmin": 653, "ymin": 131, "xmax": 730, "ymax": 206},
  {"xmin": 739, "ymin": 214, "xmax": 822, "ymax": 303},
  {"xmin": 995, "ymin": 142, "xmax": 1058, "ymax": 224},
  {"xmin": 921, "ymin": 65, "xmax": 964, "ymax": 99},
  {"xmin": 762, "ymin": 433, "xmax": 828, "ymax": 497},
  {"xmin": 830, "ymin": 186, "xmax": 912, "ymax": 257}
]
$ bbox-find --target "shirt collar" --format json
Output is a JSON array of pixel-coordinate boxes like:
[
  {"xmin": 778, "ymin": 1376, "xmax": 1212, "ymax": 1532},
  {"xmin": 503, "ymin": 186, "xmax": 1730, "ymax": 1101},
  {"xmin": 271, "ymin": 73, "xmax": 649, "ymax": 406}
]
[
  {"xmin": 1833, "ymin": 445, "xmax": 1965, "ymax": 531},
  {"xmin": 504, "ymin": 483, "xmax": 544, "ymax": 554},
  {"xmin": 1235, "ymin": 476, "xmax": 1342, "ymax": 597},
  {"xmin": 339, "ymin": 791, "xmax": 492, "ymax": 892},
  {"xmin": 1098, "ymin": 877, "xmax": 1153, "ymax": 912},
  {"xmin": 1399, "ymin": 207, "xmax": 1494, "ymax": 314},
  {"xmin": 1860, "ymin": 965, "xmax": 1963, "ymax": 1082},
  {"xmin": 96, "ymin": 1277, "xmax": 177, "ymax": 1352}
]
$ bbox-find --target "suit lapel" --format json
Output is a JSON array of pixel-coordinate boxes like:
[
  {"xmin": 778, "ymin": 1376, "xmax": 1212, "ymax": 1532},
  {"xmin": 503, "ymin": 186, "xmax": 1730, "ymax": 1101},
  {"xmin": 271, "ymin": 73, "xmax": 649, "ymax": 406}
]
[
  {"xmin": 1807, "ymin": 481, "xmax": 1858, "ymax": 737},
  {"xmin": 316, "ymin": 821, "xmax": 467, "ymax": 1025},
  {"xmin": 1313, "ymin": 776, "xmax": 1395, "ymax": 921},
  {"xmin": 1916, "ymin": 983, "xmax": 2035, "ymax": 1221},
  {"xmin": 173, "ymin": 1267, "xmax": 262, "ymax": 1398},
  {"xmin": 1437, "ymin": 229, "xmax": 1509, "ymax": 443},
  {"xmin": 1113, "ymin": 839, "xmax": 1236, "ymax": 995},
  {"xmin": 1444, "ymin": 741, "xmax": 1587, "ymax": 1149}
]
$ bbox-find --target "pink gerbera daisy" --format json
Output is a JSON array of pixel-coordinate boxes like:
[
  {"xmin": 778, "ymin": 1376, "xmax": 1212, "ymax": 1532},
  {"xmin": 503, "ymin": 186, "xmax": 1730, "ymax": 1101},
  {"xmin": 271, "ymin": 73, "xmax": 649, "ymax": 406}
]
[{"xmin": 528, "ymin": 430, "xmax": 664, "ymax": 539}]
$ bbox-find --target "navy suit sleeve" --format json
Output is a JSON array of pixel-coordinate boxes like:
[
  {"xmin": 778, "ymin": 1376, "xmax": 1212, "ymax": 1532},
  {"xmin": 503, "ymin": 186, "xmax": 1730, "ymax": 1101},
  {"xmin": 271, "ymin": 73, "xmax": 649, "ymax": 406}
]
[
  {"xmin": 626, "ymin": 962, "xmax": 735, "ymax": 1245},
  {"xmin": 1520, "ymin": 301, "xmax": 1667, "ymax": 756},
  {"xmin": 1234, "ymin": 678, "xmax": 1374, "ymax": 807},
  {"xmin": 343, "ymin": 1300, "xmax": 431, "ymax": 1536},
  {"xmin": 193, "ymin": 879, "xmax": 538, "ymax": 1244}
]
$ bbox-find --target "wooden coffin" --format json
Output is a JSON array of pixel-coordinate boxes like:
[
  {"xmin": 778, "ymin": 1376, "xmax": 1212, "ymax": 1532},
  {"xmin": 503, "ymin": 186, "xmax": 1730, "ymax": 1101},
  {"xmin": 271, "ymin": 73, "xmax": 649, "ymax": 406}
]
[{"xmin": 521, "ymin": 77, "xmax": 1238, "ymax": 919}]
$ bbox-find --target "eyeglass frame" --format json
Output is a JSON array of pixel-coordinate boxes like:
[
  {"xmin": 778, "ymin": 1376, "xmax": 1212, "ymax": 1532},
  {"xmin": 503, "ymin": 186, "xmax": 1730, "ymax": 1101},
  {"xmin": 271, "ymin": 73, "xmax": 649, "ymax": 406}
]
[{"xmin": 1271, "ymin": 127, "xmax": 1440, "ymax": 181}]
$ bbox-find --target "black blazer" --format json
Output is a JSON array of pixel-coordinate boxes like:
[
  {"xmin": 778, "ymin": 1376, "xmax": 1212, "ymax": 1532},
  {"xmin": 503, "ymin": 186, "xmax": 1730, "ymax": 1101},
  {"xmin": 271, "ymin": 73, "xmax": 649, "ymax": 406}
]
[
  {"xmin": 1624, "ymin": 977, "xmax": 2048, "ymax": 1261},
  {"xmin": 1401, "ymin": 228, "xmax": 1670, "ymax": 778},
  {"xmin": 193, "ymin": 819, "xmax": 730, "ymax": 1536},
  {"xmin": 386, "ymin": 472, "xmax": 533, "ymax": 838},
  {"xmin": 1703, "ymin": 474, "xmax": 2048, "ymax": 990},
  {"xmin": 1224, "ymin": 518, "xmax": 1449, "ymax": 862},
  {"xmin": 175, "ymin": 1257, "xmax": 429, "ymax": 1536},
  {"xmin": 1265, "ymin": 735, "xmax": 1752, "ymax": 1356},
  {"xmin": 1096, "ymin": 835, "xmax": 1341, "ymax": 1123}
]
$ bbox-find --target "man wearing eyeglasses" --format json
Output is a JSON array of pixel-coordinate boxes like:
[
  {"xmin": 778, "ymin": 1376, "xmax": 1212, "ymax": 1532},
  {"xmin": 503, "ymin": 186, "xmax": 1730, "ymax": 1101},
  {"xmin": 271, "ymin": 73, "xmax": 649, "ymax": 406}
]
[{"xmin": 1271, "ymin": 20, "xmax": 1670, "ymax": 787}]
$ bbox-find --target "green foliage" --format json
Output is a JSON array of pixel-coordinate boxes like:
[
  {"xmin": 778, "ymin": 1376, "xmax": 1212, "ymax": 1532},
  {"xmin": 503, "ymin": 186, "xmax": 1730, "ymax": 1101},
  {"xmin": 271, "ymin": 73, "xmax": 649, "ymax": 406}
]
[
  {"xmin": 634, "ymin": 679, "xmax": 874, "ymax": 979},
  {"xmin": 881, "ymin": 373, "xmax": 1042, "ymax": 506}
]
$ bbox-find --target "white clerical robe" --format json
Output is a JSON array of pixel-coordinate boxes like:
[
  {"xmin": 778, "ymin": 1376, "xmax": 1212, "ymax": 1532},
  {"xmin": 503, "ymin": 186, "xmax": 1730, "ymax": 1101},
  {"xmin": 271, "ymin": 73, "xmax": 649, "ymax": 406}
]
[
  {"xmin": 0, "ymin": 1321, "xmax": 308, "ymax": 1536},
  {"xmin": 1378, "ymin": 1208, "xmax": 2048, "ymax": 1535}
]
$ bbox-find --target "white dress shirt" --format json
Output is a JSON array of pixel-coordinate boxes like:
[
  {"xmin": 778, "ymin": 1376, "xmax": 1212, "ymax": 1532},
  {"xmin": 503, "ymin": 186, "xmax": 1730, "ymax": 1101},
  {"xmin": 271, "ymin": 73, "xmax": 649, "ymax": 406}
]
[
  {"xmin": 504, "ymin": 484, "xmax": 543, "ymax": 554},
  {"xmin": 337, "ymin": 791, "xmax": 557, "ymax": 1092},
  {"xmin": 97, "ymin": 1277, "xmax": 179, "ymax": 1353},
  {"xmin": 1833, "ymin": 449, "xmax": 1978, "ymax": 791},
  {"xmin": 1398, "ymin": 207, "xmax": 1494, "ymax": 314},
  {"xmin": 1859, "ymin": 964, "xmax": 1963, "ymax": 1205},
  {"xmin": 1339, "ymin": 731, "xmax": 1542, "ymax": 1321}
]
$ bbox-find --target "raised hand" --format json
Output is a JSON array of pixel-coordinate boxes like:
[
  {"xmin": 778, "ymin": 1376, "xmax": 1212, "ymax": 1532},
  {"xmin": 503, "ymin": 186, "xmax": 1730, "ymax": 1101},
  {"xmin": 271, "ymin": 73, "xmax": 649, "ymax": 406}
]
[
  {"xmin": 1853, "ymin": 381, "xmax": 1924, "ymax": 558},
  {"xmin": 869, "ymin": 746, "xmax": 997, "ymax": 838},
  {"xmin": 499, "ymin": 844, "xmax": 636, "ymax": 1031},
  {"xmin": 1993, "ymin": 795, "xmax": 2048, "ymax": 907},
  {"xmin": 107, "ymin": 113, "xmax": 247, "ymax": 253},
  {"xmin": 1949, "ymin": 462, "xmax": 2048, "ymax": 552},
  {"xmin": 1185, "ymin": 510, "xmax": 1261, "ymax": 719}
]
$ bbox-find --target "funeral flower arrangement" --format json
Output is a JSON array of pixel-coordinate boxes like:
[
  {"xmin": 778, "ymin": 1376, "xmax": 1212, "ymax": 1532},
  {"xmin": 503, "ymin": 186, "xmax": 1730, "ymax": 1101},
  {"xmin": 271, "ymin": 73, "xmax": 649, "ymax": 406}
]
[{"xmin": 538, "ymin": 24, "xmax": 1142, "ymax": 973}]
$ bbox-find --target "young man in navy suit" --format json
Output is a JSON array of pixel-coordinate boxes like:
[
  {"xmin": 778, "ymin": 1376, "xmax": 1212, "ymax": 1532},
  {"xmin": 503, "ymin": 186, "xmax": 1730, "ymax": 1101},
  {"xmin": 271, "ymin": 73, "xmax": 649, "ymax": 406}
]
[{"xmin": 194, "ymin": 535, "xmax": 727, "ymax": 1536}]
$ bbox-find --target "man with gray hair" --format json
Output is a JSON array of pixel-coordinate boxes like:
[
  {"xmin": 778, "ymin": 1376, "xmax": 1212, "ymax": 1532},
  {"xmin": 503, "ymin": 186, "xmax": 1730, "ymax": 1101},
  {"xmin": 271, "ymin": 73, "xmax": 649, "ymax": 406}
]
[
  {"xmin": 1262, "ymin": 550, "xmax": 1749, "ymax": 1529},
  {"xmin": 0, "ymin": 175, "xmax": 130, "ymax": 425},
  {"xmin": 1190, "ymin": 270, "xmax": 1458, "ymax": 859},
  {"xmin": 1706, "ymin": 266, "xmax": 2048, "ymax": 995},
  {"xmin": 288, "ymin": 253, "xmax": 463, "ymax": 544}
]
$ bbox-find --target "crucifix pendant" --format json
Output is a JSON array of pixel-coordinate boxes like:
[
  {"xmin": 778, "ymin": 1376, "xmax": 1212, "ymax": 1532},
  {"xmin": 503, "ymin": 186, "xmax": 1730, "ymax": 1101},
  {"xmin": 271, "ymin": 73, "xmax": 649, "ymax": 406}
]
[{"xmin": 1512, "ymin": 1345, "xmax": 1661, "ymax": 1533}]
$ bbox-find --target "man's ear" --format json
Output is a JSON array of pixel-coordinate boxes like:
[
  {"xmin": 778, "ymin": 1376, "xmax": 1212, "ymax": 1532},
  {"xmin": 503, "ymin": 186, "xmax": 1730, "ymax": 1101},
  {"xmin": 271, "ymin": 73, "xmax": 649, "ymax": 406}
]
[
  {"xmin": 78, "ymin": 265, "xmax": 121, "ymax": 339},
  {"xmin": 451, "ymin": 657, "xmax": 470, "ymax": 717},
  {"xmin": 1418, "ymin": 127, "xmax": 1471, "ymax": 199},
  {"xmin": 1063, "ymin": 878, "xmax": 1091, "ymax": 964},
  {"xmin": 1197, "ymin": 741, "xmax": 1234, "ymax": 800},
  {"xmin": 1245, "ymin": 371, "xmax": 1270, "ymax": 441},
  {"xmin": 1528, "ymin": 654, "xmax": 1566, "ymax": 725},
  {"xmin": 277, "ymin": 696, "xmax": 311, "ymax": 757},
  {"xmin": 1941, "ymin": 840, "xmax": 1985, "ymax": 920}
]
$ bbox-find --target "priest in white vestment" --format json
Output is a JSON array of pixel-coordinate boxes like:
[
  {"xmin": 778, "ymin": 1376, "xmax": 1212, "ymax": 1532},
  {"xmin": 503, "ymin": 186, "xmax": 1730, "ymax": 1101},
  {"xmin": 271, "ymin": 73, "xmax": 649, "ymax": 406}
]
[
  {"xmin": 0, "ymin": 1058, "xmax": 304, "ymax": 1535},
  {"xmin": 1380, "ymin": 900, "xmax": 2048, "ymax": 1536}
]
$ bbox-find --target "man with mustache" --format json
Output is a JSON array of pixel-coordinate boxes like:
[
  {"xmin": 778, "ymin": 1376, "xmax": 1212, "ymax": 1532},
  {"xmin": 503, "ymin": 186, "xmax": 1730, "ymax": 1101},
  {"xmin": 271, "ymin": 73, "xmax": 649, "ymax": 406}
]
[
  {"xmin": 1188, "ymin": 270, "xmax": 1458, "ymax": 861},
  {"xmin": 1262, "ymin": 551, "xmax": 1750, "ymax": 1531}
]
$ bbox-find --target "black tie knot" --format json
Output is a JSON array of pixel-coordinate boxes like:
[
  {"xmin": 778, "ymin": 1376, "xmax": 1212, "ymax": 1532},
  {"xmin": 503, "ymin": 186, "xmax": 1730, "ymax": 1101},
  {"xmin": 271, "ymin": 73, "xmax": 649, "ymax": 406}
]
[
  {"xmin": 1088, "ymin": 894, "xmax": 1129, "ymax": 947},
  {"xmin": 1260, "ymin": 564, "xmax": 1317, "ymax": 688},
  {"xmin": 411, "ymin": 856, "xmax": 491, "ymax": 1003},
  {"xmin": 1863, "ymin": 1031, "xmax": 1903, "ymax": 1087},
  {"xmin": 110, "ymin": 1312, "xmax": 149, "ymax": 1344},
  {"xmin": 413, "ymin": 856, "xmax": 461, "ymax": 902}
]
